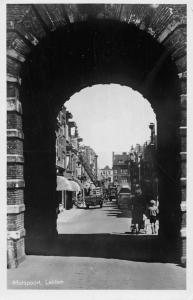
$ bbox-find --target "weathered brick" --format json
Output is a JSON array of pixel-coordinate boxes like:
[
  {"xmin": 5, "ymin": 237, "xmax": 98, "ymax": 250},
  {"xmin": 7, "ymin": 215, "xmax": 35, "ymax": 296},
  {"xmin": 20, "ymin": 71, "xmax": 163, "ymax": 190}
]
[
  {"xmin": 181, "ymin": 237, "xmax": 186, "ymax": 265},
  {"xmin": 7, "ymin": 82, "xmax": 19, "ymax": 98},
  {"xmin": 7, "ymin": 237, "xmax": 25, "ymax": 268},
  {"xmin": 7, "ymin": 56, "xmax": 22, "ymax": 77},
  {"xmin": 7, "ymin": 113, "xmax": 22, "ymax": 130},
  {"xmin": 181, "ymin": 159, "xmax": 186, "ymax": 178},
  {"xmin": 181, "ymin": 211, "xmax": 186, "ymax": 227},
  {"xmin": 163, "ymin": 27, "xmax": 186, "ymax": 59},
  {"xmin": 7, "ymin": 139, "xmax": 23, "ymax": 155},
  {"xmin": 7, "ymin": 31, "xmax": 31, "ymax": 56},
  {"xmin": 181, "ymin": 187, "xmax": 186, "ymax": 202},
  {"xmin": 180, "ymin": 94, "xmax": 186, "ymax": 109},
  {"xmin": 175, "ymin": 55, "xmax": 186, "ymax": 73},
  {"xmin": 7, "ymin": 164, "xmax": 23, "ymax": 180},
  {"xmin": 7, "ymin": 98, "xmax": 22, "ymax": 114},
  {"xmin": 181, "ymin": 109, "xmax": 186, "ymax": 126},
  {"xmin": 7, "ymin": 189, "xmax": 24, "ymax": 205},
  {"xmin": 7, "ymin": 213, "xmax": 24, "ymax": 231},
  {"xmin": 180, "ymin": 135, "xmax": 186, "ymax": 152}
]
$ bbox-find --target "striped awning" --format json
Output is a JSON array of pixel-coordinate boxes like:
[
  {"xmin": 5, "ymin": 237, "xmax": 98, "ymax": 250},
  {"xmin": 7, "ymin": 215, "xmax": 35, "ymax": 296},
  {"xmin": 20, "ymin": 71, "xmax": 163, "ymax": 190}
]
[
  {"xmin": 69, "ymin": 180, "xmax": 81, "ymax": 192},
  {"xmin": 56, "ymin": 176, "xmax": 72, "ymax": 191}
]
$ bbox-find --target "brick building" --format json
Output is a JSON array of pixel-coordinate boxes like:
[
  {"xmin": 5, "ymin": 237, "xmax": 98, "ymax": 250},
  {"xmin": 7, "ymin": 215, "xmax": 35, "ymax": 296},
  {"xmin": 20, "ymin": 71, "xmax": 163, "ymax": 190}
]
[
  {"xmin": 55, "ymin": 105, "xmax": 68, "ymax": 175},
  {"xmin": 55, "ymin": 105, "xmax": 99, "ymax": 209},
  {"xmin": 112, "ymin": 152, "xmax": 131, "ymax": 188},
  {"xmin": 98, "ymin": 166, "xmax": 113, "ymax": 188},
  {"xmin": 127, "ymin": 123, "xmax": 158, "ymax": 200}
]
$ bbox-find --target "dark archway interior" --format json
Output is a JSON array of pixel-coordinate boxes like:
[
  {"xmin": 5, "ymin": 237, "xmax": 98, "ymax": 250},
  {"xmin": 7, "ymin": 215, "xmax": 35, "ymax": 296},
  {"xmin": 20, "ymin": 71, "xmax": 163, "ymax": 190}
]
[{"xmin": 20, "ymin": 20, "xmax": 181, "ymax": 260}]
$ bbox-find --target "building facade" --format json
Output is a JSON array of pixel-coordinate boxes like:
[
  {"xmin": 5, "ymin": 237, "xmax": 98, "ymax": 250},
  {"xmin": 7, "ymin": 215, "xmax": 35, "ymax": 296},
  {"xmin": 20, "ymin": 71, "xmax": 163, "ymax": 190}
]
[
  {"xmin": 112, "ymin": 152, "xmax": 131, "ymax": 188},
  {"xmin": 55, "ymin": 106, "xmax": 99, "ymax": 210},
  {"xmin": 98, "ymin": 165, "xmax": 113, "ymax": 188},
  {"xmin": 128, "ymin": 123, "xmax": 158, "ymax": 200}
]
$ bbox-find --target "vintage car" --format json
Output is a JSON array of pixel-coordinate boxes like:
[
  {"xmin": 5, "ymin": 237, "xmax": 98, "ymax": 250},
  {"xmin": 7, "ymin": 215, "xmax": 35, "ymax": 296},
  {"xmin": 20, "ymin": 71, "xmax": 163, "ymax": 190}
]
[
  {"xmin": 117, "ymin": 187, "xmax": 132, "ymax": 209},
  {"xmin": 108, "ymin": 186, "xmax": 118, "ymax": 201},
  {"xmin": 84, "ymin": 187, "xmax": 103, "ymax": 209}
]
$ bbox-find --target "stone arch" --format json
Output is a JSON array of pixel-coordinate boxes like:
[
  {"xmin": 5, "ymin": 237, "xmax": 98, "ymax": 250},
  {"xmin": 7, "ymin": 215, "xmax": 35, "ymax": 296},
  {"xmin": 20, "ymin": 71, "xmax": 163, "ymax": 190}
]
[{"xmin": 7, "ymin": 4, "xmax": 186, "ymax": 268}]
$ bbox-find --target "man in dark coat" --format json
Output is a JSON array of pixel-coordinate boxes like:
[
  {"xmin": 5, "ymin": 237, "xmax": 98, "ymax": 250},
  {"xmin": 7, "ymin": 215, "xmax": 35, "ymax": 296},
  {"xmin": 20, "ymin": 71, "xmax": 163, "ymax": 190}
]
[{"xmin": 131, "ymin": 186, "xmax": 145, "ymax": 233}]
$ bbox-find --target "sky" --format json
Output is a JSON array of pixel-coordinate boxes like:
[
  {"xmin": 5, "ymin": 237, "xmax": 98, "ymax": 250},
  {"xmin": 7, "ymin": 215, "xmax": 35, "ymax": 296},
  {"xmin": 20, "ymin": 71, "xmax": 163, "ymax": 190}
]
[{"xmin": 65, "ymin": 84, "xmax": 156, "ymax": 169}]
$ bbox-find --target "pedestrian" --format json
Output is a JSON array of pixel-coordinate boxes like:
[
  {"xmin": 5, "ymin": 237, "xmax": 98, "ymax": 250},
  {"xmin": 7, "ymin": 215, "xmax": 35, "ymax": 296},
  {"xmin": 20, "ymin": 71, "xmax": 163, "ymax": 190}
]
[
  {"xmin": 147, "ymin": 200, "xmax": 159, "ymax": 234},
  {"xmin": 131, "ymin": 187, "xmax": 145, "ymax": 234},
  {"xmin": 84, "ymin": 187, "xmax": 90, "ymax": 196},
  {"xmin": 76, "ymin": 191, "xmax": 82, "ymax": 207}
]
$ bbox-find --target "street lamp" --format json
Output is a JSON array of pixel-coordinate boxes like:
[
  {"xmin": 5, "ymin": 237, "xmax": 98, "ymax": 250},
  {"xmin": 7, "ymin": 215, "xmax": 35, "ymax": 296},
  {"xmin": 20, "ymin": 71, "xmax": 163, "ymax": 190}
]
[
  {"xmin": 129, "ymin": 152, "xmax": 134, "ymax": 162},
  {"xmin": 138, "ymin": 154, "xmax": 142, "ymax": 183},
  {"xmin": 149, "ymin": 123, "xmax": 155, "ymax": 144},
  {"xmin": 129, "ymin": 153, "xmax": 135, "ymax": 192},
  {"xmin": 154, "ymin": 177, "xmax": 159, "ymax": 204}
]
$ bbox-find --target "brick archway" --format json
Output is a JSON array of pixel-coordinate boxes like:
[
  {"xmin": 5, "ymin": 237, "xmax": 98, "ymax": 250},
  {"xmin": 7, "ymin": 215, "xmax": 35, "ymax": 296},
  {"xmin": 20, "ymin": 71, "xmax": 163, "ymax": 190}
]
[{"xmin": 7, "ymin": 4, "xmax": 186, "ymax": 268}]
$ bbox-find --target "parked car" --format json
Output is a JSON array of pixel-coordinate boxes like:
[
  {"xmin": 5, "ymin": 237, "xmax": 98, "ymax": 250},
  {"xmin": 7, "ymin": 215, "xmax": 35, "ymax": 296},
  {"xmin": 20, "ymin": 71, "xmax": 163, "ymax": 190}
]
[
  {"xmin": 84, "ymin": 187, "xmax": 103, "ymax": 209},
  {"xmin": 109, "ymin": 186, "xmax": 117, "ymax": 201},
  {"xmin": 117, "ymin": 187, "xmax": 132, "ymax": 209}
]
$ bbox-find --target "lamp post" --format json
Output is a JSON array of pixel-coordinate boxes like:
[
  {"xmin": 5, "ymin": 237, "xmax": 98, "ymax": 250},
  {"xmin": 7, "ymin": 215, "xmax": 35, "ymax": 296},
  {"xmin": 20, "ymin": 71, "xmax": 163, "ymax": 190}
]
[
  {"xmin": 129, "ymin": 152, "xmax": 135, "ymax": 192},
  {"xmin": 138, "ymin": 154, "xmax": 142, "ymax": 184},
  {"xmin": 154, "ymin": 177, "xmax": 159, "ymax": 205},
  {"xmin": 95, "ymin": 155, "xmax": 98, "ymax": 180},
  {"xmin": 149, "ymin": 122, "xmax": 155, "ymax": 144}
]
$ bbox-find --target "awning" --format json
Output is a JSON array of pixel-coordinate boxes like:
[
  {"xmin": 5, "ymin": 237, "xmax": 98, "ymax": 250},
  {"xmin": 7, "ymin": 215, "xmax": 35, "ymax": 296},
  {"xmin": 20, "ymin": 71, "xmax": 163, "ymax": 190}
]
[
  {"xmin": 57, "ymin": 176, "xmax": 72, "ymax": 191},
  {"xmin": 71, "ymin": 178, "xmax": 84, "ymax": 189},
  {"xmin": 69, "ymin": 180, "xmax": 81, "ymax": 192}
]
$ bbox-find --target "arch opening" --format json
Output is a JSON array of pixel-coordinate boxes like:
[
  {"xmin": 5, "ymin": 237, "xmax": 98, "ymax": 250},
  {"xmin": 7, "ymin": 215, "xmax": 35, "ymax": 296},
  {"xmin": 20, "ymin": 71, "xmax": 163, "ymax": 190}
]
[
  {"xmin": 19, "ymin": 20, "xmax": 181, "ymax": 260},
  {"xmin": 65, "ymin": 84, "xmax": 157, "ymax": 169}
]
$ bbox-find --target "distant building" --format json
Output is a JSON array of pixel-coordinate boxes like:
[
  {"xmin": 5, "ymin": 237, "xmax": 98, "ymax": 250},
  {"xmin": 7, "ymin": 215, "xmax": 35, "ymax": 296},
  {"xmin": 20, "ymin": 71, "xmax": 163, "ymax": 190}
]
[
  {"xmin": 127, "ymin": 123, "xmax": 158, "ymax": 200},
  {"xmin": 98, "ymin": 166, "xmax": 113, "ymax": 188},
  {"xmin": 140, "ymin": 123, "xmax": 157, "ymax": 201},
  {"xmin": 112, "ymin": 152, "xmax": 131, "ymax": 187}
]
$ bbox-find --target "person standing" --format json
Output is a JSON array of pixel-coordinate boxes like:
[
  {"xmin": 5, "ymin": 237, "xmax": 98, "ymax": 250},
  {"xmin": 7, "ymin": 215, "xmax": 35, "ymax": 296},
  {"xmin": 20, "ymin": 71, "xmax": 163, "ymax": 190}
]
[
  {"xmin": 147, "ymin": 200, "xmax": 159, "ymax": 234},
  {"xmin": 84, "ymin": 186, "xmax": 91, "ymax": 196},
  {"xmin": 131, "ymin": 187, "xmax": 145, "ymax": 234}
]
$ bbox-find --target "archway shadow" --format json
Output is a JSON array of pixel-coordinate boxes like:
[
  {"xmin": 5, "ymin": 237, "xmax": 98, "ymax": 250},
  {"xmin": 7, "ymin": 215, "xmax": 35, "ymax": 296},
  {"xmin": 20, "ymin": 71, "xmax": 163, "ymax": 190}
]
[{"xmin": 25, "ymin": 233, "xmax": 180, "ymax": 265}]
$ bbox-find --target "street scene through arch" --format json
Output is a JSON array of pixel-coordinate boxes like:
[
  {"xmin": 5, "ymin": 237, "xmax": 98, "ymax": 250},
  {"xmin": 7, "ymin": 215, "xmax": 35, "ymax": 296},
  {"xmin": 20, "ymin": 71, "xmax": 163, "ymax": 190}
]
[
  {"xmin": 6, "ymin": 4, "xmax": 186, "ymax": 290},
  {"xmin": 56, "ymin": 84, "xmax": 157, "ymax": 235}
]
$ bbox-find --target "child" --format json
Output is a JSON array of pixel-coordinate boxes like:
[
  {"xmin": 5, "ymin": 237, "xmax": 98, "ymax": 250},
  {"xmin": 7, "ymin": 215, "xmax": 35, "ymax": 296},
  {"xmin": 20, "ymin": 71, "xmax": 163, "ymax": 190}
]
[{"xmin": 147, "ymin": 200, "xmax": 159, "ymax": 234}]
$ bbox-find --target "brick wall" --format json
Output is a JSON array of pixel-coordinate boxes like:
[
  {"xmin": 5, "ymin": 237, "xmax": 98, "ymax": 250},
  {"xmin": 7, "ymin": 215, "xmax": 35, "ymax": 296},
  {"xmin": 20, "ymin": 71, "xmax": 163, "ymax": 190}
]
[
  {"xmin": 7, "ymin": 213, "xmax": 24, "ymax": 231},
  {"xmin": 7, "ymin": 85, "xmax": 25, "ymax": 267},
  {"xmin": 7, "ymin": 189, "xmax": 24, "ymax": 205}
]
